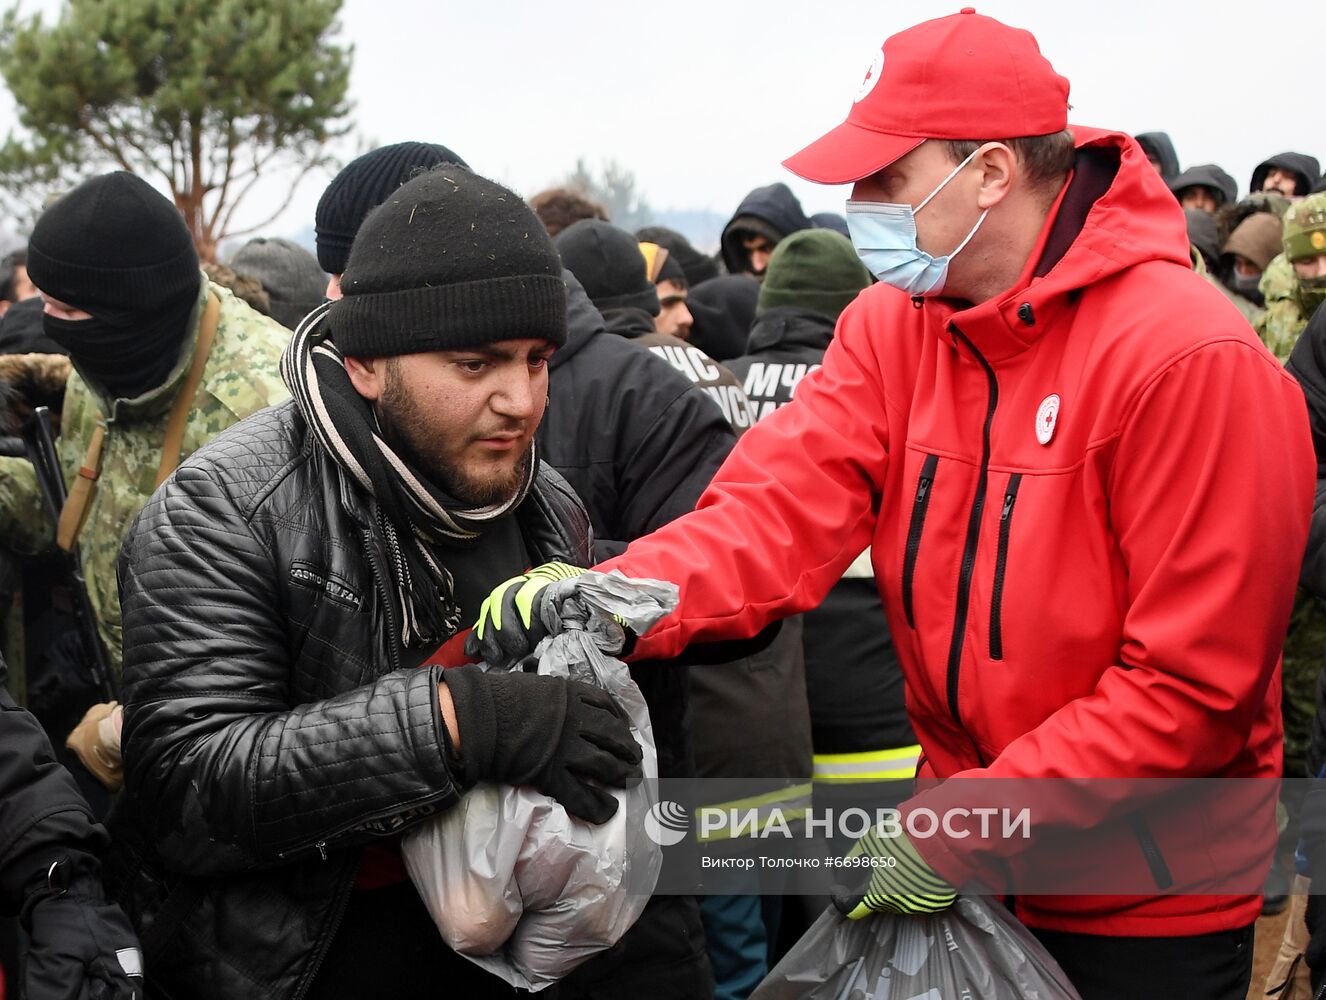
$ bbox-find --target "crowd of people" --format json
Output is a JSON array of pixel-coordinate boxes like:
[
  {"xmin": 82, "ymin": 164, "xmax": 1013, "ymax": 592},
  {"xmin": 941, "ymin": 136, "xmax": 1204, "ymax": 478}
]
[{"xmin": 0, "ymin": 8, "xmax": 1323, "ymax": 1000}]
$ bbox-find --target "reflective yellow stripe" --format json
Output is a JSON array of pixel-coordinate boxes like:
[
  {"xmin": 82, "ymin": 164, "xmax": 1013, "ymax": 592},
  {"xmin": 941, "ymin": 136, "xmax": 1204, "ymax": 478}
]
[
  {"xmin": 694, "ymin": 782, "xmax": 813, "ymax": 843},
  {"xmin": 813, "ymin": 745, "xmax": 921, "ymax": 784}
]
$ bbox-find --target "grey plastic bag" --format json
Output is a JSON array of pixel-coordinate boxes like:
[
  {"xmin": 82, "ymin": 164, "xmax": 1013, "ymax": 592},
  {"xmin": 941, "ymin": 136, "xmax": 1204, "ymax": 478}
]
[
  {"xmin": 752, "ymin": 897, "xmax": 1082, "ymax": 999},
  {"xmin": 402, "ymin": 570, "xmax": 675, "ymax": 992}
]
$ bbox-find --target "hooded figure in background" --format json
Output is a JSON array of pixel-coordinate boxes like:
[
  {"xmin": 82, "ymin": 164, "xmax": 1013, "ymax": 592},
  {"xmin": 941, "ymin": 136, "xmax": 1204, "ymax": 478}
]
[
  {"xmin": 1220, "ymin": 211, "xmax": 1283, "ymax": 316},
  {"xmin": 1170, "ymin": 163, "xmax": 1239, "ymax": 214},
  {"xmin": 686, "ymin": 275, "xmax": 760, "ymax": 362},
  {"xmin": 810, "ymin": 211, "xmax": 850, "ymax": 238},
  {"xmin": 1252, "ymin": 153, "xmax": 1321, "ymax": 200},
  {"xmin": 1184, "ymin": 208, "xmax": 1221, "ymax": 273},
  {"xmin": 1136, "ymin": 131, "xmax": 1180, "ymax": 182},
  {"xmin": 719, "ymin": 182, "xmax": 812, "ymax": 279}
]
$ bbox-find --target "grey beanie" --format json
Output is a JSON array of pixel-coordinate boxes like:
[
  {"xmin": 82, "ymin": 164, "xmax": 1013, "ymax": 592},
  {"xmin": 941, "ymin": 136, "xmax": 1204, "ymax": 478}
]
[{"xmin": 229, "ymin": 236, "xmax": 327, "ymax": 331}]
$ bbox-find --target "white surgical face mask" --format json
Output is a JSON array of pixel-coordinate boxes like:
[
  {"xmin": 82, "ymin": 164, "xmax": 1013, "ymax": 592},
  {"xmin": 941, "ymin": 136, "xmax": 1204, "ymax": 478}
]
[{"xmin": 846, "ymin": 148, "xmax": 989, "ymax": 297}]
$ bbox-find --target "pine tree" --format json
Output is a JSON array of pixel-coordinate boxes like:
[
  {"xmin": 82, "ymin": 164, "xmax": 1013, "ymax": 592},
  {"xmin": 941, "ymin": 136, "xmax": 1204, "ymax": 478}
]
[{"xmin": 0, "ymin": 0, "xmax": 352, "ymax": 260}]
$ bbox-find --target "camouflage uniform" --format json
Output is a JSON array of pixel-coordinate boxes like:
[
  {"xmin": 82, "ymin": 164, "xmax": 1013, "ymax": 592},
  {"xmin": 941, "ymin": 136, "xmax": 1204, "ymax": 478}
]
[
  {"xmin": 1256, "ymin": 194, "xmax": 1326, "ymax": 362},
  {"xmin": 0, "ymin": 276, "xmax": 290, "ymax": 679},
  {"xmin": 1256, "ymin": 254, "xmax": 1306, "ymax": 362}
]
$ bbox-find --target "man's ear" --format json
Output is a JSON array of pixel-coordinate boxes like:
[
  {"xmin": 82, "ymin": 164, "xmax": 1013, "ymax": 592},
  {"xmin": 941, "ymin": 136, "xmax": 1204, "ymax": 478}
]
[
  {"xmin": 344, "ymin": 355, "xmax": 385, "ymax": 401},
  {"xmin": 975, "ymin": 142, "xmax": 1017, "ymax": 211}
]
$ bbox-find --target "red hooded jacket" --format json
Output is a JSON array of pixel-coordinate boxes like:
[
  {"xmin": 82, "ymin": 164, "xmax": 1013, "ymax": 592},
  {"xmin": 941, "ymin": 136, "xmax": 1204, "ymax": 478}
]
[{"xmin": 601, "ymin": 128, "xmax": 1315, "ymax": 936}]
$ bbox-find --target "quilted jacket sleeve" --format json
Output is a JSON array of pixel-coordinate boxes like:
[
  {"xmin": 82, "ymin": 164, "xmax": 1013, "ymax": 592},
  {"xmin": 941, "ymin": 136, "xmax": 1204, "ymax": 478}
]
[{"xmin": 117, "ymin": 458, "xmax": 459, "ymax": 877}]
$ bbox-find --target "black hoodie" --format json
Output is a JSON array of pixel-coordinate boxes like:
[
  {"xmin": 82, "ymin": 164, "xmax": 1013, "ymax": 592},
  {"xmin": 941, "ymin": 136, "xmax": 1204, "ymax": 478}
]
[
  {"xmin": 687, "ymin": 275, "xmax": 759, "ymax": 361},
  {"xmin": 719, "ymin": 182, "xmax": 812, "ymax": 275},
  {"xmin": 1135, "ymin": 131, "xmax": 1180, "ymax": 183},
  {"xmin": 1169, "ymin": 163, "xmax": 1238, "ymax": 207},
  {"xmin": 1251, "ymin": 152, "xmax": 1322, "ymax": 198}
]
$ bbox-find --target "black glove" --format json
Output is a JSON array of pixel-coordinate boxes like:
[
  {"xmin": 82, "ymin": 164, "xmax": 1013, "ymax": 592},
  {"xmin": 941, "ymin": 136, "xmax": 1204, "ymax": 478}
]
[
  {"xmin": 442, "ymin": 664, "xmax": 644, "ymax": 824},
  {"xmin": 21, "ymin": 856, "xmax": 143, "ymax": 1000}
]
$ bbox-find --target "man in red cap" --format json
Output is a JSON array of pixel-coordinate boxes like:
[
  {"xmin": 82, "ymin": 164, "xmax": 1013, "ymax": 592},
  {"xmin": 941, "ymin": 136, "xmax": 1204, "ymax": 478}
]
[{"xmin": 473, "ymin": 10, "xmax": 1314, "ymax": 996}]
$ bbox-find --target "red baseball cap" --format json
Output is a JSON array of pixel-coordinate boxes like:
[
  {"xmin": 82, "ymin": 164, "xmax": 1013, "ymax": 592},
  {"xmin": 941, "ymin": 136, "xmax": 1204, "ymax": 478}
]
[{"xmin": 783, "ymin": 8, "xmax": 1071, "ymax": 185}]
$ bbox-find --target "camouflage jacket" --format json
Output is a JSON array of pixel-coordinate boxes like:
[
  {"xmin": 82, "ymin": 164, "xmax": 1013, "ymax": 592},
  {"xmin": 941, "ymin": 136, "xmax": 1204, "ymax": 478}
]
[
  {"xmin": 1255, "ymin": 253, "xmax": 1307, "ymax": 362},
  {"xmin": 0, "ymin": 276, "xmax": 291, "ymax": 676}
]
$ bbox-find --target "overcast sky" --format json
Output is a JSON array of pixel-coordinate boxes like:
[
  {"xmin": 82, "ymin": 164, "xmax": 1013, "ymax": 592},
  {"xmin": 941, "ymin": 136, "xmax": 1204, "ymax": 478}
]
[{"xmin": 1, "ymin": 0, "xmax": 1322, "ymax": 249}]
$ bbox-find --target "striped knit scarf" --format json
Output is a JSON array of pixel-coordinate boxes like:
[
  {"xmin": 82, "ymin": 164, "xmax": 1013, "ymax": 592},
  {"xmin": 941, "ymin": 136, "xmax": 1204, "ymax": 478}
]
[{"xmin": 281, "ymin": 303, "xmax": 537, "ymax": 646}]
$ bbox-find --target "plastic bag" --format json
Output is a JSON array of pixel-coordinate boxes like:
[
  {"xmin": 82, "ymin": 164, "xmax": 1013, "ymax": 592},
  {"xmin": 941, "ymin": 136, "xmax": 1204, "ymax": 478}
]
[
  {"xmin": 402, "ymin": 570, "xmax": 675, "ymax": 992},
  {"xmin": 752, "ymin": 897, "xmax": 1082, "ymax": 999}
]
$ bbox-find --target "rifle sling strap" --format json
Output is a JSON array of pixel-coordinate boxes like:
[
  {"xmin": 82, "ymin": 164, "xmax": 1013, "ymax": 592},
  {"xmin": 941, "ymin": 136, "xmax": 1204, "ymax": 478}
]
[{"xmin": 56, "ymin": 291, "xmax": 221, "ymax": 553}]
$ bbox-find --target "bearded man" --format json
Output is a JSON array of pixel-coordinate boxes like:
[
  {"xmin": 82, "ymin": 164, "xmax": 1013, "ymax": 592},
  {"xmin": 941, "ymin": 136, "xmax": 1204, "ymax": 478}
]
[{"xmin": 108, "ymin": 165, "xmax": 644, "ymax": 1000}]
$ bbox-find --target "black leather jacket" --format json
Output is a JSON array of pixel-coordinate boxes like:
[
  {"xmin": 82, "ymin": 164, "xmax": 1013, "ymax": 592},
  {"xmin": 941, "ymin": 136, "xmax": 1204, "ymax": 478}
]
[{"xmin": 109, "ymin": 400, "xmax": 589, "ymax": 1000}]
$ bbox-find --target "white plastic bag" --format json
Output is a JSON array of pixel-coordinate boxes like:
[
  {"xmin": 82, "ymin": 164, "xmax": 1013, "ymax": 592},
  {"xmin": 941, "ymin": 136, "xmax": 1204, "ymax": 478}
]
[{"xmin": 402, "ymin": 570, "xmax": 674, "ymax": 992}]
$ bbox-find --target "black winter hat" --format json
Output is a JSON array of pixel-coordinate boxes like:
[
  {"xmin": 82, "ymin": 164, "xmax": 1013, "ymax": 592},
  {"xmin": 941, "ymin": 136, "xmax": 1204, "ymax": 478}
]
[
  {"xmin": 329, "ymin": 166, "xmax": 566, "ymax": 355},
  {"xmin": 27, "ymin": 171, "xmax": 199, "ymax": 320},
  {"xmin": 635, "ymin": 225, "xmax": 719, "ymax": 287},
  {"xmin": 316, "ymin": 141, "xmax": 470, "ymax": 274},
  {"xmin": 554, "ymin": 220, "xmax": 660, "ymax": 316}
]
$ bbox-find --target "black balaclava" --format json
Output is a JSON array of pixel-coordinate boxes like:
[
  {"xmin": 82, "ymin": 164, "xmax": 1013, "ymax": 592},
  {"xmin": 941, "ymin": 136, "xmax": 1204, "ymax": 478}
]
[{"xmin": 28, "ymin": 171, "xmax": 201, "ymax": 400}]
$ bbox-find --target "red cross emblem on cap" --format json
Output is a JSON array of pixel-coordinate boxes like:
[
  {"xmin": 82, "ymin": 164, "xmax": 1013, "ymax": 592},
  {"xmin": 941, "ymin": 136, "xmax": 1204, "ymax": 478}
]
[{"xmin": 785, "ymin": 8, "xmax": 1071, "ymax": 185}]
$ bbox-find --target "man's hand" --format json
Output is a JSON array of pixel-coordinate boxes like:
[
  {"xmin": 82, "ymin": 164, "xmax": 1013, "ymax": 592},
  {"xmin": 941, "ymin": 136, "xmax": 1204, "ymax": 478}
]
[
  {"xmin": 830, "ymin": 826, "xmax": 956, "ymax": 919},
  {"xmin": 66, "ymin": 702, "xmax": 123, "ymax": 791},
  {"xmin": 21, "ymin": 857, "xmax": 144, "ymax": 1000},
  {"xmin": 440, "ymin": 664, "xmax": 643, "ymax": 824},
  {"xmin": 466, "ymin": 562, "xmax": 586, "ymax": 667}
]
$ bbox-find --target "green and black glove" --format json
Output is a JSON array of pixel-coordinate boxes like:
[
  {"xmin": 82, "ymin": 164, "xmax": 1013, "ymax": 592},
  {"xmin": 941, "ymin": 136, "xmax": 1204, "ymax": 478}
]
[
  {"xmin": 466, "ymin": 562, "xmax": 586, "ymax": 667},
  {"xmin": 830, "ymin": 827, "xmax": 956, "ymax": 919}
]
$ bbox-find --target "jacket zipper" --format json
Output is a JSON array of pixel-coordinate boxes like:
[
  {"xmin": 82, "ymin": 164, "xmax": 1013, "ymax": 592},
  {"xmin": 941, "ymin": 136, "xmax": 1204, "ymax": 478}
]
[
  {"xmin": 291, "ymin": 528, "xmax": 412, "ymax": 998},
  {"xmin": 945, "ymin": 326, "xmax": 998, "ymax": 744},
  {"xmin": 292, "ymin": 855, "xmax": 361, "ymax": 1000},
  {"xmin": 902, "ymin": 454, "xmax": 939, "ymax": 629},
  {"xmin": 988, "ymin": 474, "xmax": 1023, "ymax": 661},
  {"xmin": 1127, "ymin": 813, "xmax": 1174, "ymax": 890},
  {"xmin": 362, "ymin": 525, "xmax": 403, "ymax": 673}
]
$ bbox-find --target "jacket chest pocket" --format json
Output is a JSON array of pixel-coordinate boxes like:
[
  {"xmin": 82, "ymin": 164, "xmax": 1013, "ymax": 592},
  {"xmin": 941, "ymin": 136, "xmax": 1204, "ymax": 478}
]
[
  {"xmin": 901, "ymin": 453, "xmax": 939, "ymax": 629},
  {"xmin": 899, "ymin": 457, "xmax": 1027, "ymax": 664},
  {"xmin": 988, "ymin": 473, "xmax": 1023, "ymax": 661}
]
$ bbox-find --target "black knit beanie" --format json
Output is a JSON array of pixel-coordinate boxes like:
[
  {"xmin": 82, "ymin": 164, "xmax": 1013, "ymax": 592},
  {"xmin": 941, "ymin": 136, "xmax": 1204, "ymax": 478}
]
[
  {"xmin": 316, "ymin": 141, "xmax": 470, "ymax": 274},
  {"xmin": 328, "ymin": 166, "xmax": 566, "ymax": 355},
  {"xmin": 635, "ymin": 225, "xmax": 720, "ymax": 287},
  {"xmin": 554, "ymin": 220, "xmax": 660, "ymax": 316},
  {"xmin": 27, "ymin": 171, "xmax": 199, "ymax": 320},
  {"xmin": 757, "ymin": 229, "xmax": 871, "ymax": 321}
]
